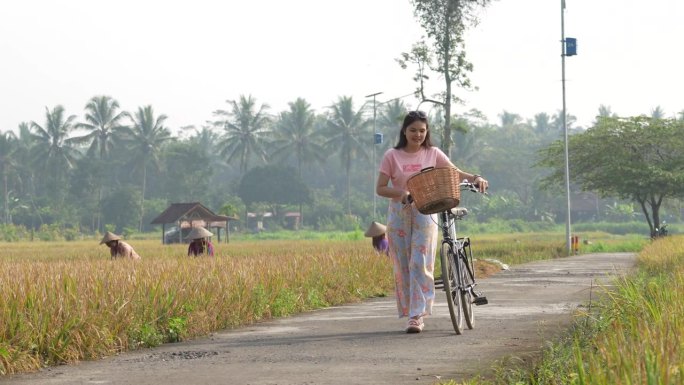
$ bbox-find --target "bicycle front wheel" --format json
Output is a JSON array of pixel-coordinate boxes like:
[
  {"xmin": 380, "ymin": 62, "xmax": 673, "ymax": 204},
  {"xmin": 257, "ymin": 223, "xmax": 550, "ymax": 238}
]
[
  {"xmin": 441, "ymin": 242, "xmax": 464, "ymax": 335},
  {"xmin": 459, "ymin": 247, "xmax": 474, "ymax": 329}
]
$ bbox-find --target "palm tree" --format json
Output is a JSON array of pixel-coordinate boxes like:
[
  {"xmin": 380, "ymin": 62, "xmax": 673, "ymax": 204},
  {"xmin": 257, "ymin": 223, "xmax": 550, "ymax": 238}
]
[
  {"xmin": 325, "ymin": 96, "xmax": 370, "ymax": 214},
  {"xmin": 74, "ymin": 96, "xmax": 127, "ymax": 159},
  {"xmin": 73, "ymin": 95, "xmax": 127, "ymax": 231},
  {"xmin": 533, "ymin": 112, "xmax": 552, "ymax": 134},
  {"xmin": 0, "ymin": 131, "xmax": 17, "ymax": 224},
  {"xmin": 650, "ymin": 106, "xmax": 665, "ymax": 119},
  {"xmin": 30, "ymin": 106, "xmax": 79, "ymax": 203},
  {"xmin": 377, "ymin": 99, "xmax": 407, "ymax": 150},
  {"xmin": 13, "ymin": 122, "xmax": 42, "ymax": 226},
  {"xmin": 498, "ymin": 110, "xmax": 523, "ymax": 129},
  {"xmin": 551, "ymin": 109, "xmax": 578, "ymax": 132},
  {"xmin": 185, "ymin": 125, "xmax": 219, "ymax": 156},
  {"xmin": 597, "ymin": 104, "xmax": 615, "ymax": 118},
  {"xmin": 123, "ymin": 105, "xmax": 172, "ymax": 231},
  {"xmin": 271, "ymin": 98, "xmax": 325, "ymax": 178},
  {"xmin": 213, "ymin": 95, "xmax": 271, "ymax": 175}
]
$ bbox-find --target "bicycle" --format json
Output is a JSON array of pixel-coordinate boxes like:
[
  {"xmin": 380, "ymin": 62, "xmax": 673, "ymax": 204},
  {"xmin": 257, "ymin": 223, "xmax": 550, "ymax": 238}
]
[{"xmin": 408, "ymin": 179, "xmax": 488, "ymax": 335}]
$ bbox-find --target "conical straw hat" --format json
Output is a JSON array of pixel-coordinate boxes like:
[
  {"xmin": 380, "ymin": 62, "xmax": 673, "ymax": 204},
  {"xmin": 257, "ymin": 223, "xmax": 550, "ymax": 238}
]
[
  {"xmin": 100, "ymin": 231, "xmax": 122, "ymax": 244},
  {"xmin": 187, "ymin": 227, "xmax": 213, "ymax": 240},
  {"xmin": 364, "ymin": 222, "xmax": 386, "ymax": 237}
]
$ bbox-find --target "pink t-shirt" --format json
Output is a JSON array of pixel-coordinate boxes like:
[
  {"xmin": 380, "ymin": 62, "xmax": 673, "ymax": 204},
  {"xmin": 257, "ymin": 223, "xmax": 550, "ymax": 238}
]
[{"xmin": 379, "ymin": 146, "xmax": 452, "ymax": 201}]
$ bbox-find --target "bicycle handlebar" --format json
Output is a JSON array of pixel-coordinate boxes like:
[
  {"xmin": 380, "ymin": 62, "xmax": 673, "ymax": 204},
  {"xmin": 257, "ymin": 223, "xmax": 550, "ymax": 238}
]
[{"xmin": 459, "ymin": 180, "xmax": 487, "ymax": 194}]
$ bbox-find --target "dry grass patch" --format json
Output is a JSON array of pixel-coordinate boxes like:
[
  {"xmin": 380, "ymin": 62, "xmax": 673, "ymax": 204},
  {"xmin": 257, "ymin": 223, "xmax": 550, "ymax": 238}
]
[{"xmin": 0, "ymin": 239, "xmax": 392, "ymax": 374}]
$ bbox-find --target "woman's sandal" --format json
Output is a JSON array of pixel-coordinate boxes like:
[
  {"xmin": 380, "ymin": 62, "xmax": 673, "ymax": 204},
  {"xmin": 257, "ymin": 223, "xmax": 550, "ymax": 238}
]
[{"xmin": 406, "ymin": 318, "xmax": 424, "ymax": 333}]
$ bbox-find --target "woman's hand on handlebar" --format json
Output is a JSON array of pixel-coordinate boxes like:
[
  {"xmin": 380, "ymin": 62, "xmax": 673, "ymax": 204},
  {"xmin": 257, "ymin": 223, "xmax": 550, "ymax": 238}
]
[
  {"xmin": 400, "ymin": 191, "xmax": 412, "ymax": 204},
  {"xmin": 473, "ymin": 176, "xmax": 488, "ymax": 193}
]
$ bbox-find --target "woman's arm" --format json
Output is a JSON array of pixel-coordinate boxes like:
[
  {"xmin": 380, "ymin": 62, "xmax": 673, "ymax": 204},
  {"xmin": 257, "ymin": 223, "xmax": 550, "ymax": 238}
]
[
  {"xmin": 455, "ymin": 169, "xmax": 489, "ymax": 193},
  {"xmin": 436, "ymin": 149, "xmax": 488, "ymax": 192},
  {"xmin": 376, "ymin": 172, "xmax": 411, "ymax": 203}
]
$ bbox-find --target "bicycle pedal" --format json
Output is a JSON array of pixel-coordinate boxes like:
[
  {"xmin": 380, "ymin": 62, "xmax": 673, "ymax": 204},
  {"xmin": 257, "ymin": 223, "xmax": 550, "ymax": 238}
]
[{"xmin": 473, "ymin": 296, "xmax": 488, "ymax": 306}]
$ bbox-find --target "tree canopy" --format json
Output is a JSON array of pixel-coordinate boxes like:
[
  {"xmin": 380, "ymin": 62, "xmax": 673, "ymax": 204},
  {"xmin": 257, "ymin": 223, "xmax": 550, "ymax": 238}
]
[
  {"xmin": 237, "ymin": 165, "xmax": 312, "ymax": 207},
  {"xmin": 538, "ymin": 116, "xmax": 684, "ymax": 235},
  {"xmin": 399, "ymin": 0, "xmax": 492, "ymax": 155}
]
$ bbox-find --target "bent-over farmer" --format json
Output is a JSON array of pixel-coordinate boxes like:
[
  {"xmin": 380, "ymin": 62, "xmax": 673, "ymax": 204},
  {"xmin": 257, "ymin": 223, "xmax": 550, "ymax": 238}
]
[{"xmin": 100, "ymin": 231, "xmax": 141, "ymax": 260}]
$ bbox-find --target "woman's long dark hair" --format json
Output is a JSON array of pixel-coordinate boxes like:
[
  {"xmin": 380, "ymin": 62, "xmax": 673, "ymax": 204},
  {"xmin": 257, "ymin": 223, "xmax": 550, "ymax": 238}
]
[{"xmin": 394, "ymin": 111, "xmax": 433, "ymax": 149}]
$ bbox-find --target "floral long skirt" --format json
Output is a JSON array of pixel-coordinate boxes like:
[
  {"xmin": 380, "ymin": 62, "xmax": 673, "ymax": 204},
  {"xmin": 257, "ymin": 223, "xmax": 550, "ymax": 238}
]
[{"xmin": 386, "ymin": 200, "xmax": 438, "ymax": 318}]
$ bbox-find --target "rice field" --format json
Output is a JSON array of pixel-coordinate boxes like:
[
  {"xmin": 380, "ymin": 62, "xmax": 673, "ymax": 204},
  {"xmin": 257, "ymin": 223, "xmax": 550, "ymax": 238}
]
[
  {"xmin": 0, "ymin": 232, "xmax": 642, "ymax": 376},
  {"xmin": 0, "ymin": 239, "xmax": 393, "ymax": 375}
]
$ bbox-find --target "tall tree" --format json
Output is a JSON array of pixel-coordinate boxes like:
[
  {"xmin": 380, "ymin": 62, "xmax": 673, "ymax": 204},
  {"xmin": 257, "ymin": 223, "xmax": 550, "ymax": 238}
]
[
  {"xmin": 30, "ymin": 106, "xmax": 79, "ymax": 203},
  {"xmin": 73, "ymin": 95, "xmax": 127, "ymax": 231},
  {"xmin": 213, "ymin": 95, "xmax": 271, "ymax": 175},
  {"xmin": 270, "ymin": 98, "xmax": 325, "ymax": 178},
  {"xmin": 123, "ymin": 105, "xmax": 172, "ymax": 231},
  {"xmin": 325, "ymin": 96, "xmax": 370, "ymax": 214},
  {"xmin": 400, "ymin": 0, "xmax": 492, "ymax": 155},
  {"xmin": 539, "ymin": 116, "xmax": 684, "ymax": 236}
]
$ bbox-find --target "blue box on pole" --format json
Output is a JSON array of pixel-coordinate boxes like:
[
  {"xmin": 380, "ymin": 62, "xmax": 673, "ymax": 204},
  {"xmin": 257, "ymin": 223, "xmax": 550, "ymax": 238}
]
[
  {"xmin": 565, "ymin": 37, "xmax": 577, "ymax": 56},
  {"xmin": 374, "ymin": 133, "xmax": 383, "ymax": 145}
]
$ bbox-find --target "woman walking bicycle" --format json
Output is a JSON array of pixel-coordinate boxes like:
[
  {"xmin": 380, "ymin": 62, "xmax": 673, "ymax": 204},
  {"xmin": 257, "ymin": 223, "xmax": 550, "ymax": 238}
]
[{"xmin": 376, "ymin": 110, "xmax": 488, "ymax": 333}]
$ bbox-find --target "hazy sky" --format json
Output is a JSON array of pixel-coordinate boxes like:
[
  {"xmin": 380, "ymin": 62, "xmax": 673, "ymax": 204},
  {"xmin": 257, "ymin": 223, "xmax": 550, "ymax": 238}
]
[{"xmin": 1, "ymin": 0, "xmax": 682, "ymax": 135}]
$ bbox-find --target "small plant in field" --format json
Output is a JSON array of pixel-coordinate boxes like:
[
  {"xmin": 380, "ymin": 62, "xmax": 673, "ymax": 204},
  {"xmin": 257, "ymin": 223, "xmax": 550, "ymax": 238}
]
[
  {"xmin": 271, "ymin": 289, "xmax": 299, "ymax": 317},
  {"xmin": 167, "ymin": 317, "xmax": 188, "ymax": 343},
  {"xmin": 130, "ymin": 324, "xmax": 164, "ymax": 348},
  {"xmin": 250, "ymin": 284, "xmax": 269, "ymax": 320},
  {"xmin": 306, "ymin": 288, "xmax": 329, "ymax": 308}
]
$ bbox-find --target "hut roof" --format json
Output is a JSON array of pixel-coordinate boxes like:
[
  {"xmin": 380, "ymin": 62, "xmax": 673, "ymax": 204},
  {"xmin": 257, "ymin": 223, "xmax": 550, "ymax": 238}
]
[{"xmin": 150, "ymin": 202, "xmax": 237, "ymax": 224}]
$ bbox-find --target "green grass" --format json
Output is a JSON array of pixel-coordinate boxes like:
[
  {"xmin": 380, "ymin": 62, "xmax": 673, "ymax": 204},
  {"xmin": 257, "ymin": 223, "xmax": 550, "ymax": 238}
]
[{"xmin": 440, "ymin": 235, "xmax": 682, "ymax": 385}]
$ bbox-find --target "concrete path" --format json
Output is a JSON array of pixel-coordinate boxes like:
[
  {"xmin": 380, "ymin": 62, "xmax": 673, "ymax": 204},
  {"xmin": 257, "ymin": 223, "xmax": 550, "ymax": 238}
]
[{"xmin": 3, "ymin": 253, "xmax": 636, "ymax": 385}]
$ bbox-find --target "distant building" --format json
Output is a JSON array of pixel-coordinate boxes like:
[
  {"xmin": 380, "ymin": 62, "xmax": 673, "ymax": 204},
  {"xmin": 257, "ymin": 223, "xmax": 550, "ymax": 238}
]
[{"xmin": 150, "ymin": 202, "xmax": 238, "ymax": 244}]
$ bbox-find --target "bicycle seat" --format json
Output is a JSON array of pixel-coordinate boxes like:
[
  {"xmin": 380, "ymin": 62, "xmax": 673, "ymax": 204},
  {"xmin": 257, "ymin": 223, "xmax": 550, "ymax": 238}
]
[{"xmin": 450, "ymin": 207, "xmax": 468, "ymax": 218}]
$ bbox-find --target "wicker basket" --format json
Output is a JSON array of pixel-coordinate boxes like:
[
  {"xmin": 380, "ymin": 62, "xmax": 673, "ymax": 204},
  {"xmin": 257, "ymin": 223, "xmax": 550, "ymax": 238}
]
[{"xmin": 406, "ymin": 167, "xmax": 461, "ymax": 214}]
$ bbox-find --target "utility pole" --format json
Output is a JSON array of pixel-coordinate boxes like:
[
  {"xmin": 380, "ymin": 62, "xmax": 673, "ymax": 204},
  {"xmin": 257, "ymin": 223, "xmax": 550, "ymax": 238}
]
[
  {"xmin": 561, "ymin": 0, "xmax": 577, "ymax": 256},
  {"xmin": 366, "ymin": 92, "xmax": 383, "ymax": 219}
]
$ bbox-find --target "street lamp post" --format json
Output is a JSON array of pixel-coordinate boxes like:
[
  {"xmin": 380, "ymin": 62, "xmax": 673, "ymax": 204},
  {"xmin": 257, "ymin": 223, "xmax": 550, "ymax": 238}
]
[
  {"xmin": 561, "ymin": 0, "xmax": 575, "ymax": 256},
  {"xmin": 366, "ymin": 91, "xmax": 383, "ymax": 219}
]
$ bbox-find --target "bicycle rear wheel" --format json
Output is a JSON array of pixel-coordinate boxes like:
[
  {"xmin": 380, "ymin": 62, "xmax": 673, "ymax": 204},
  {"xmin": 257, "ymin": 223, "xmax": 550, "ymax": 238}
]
[{"xmin": 440, "ymin": 242, "xmax": 464, "ymax": 334}]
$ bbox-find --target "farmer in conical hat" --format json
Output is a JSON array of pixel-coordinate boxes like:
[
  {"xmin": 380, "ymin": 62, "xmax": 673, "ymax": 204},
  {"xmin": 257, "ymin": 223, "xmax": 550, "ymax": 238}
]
[
  {"xmin": 364, "ymin": 221, "xmax": 388, "ymax": 255},
  {"xmin": 100, "ymin": 231, "xmax": 141, "ymax": 260},
  {"xmin": 187, "ymin": 227, "xmax": 214, "ymax": 256}
]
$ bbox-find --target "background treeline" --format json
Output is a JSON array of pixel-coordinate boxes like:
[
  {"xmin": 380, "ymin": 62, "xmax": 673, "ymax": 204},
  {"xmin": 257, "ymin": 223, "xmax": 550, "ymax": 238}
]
[{"xmin": 0, "ymin": 95, "xmax": 682, "ymax": 239}]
